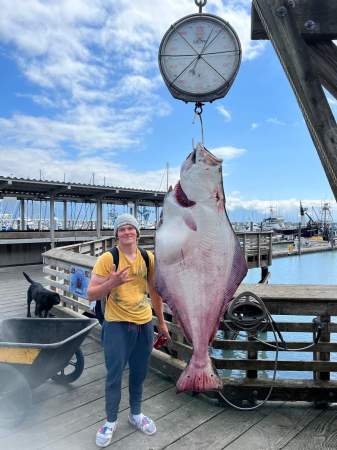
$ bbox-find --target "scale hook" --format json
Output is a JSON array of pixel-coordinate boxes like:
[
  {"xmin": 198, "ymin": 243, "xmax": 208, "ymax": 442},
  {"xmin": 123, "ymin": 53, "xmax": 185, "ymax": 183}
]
[{"xmin": 195, "ymin": 0, "xmax": 207, "ymax": 13}]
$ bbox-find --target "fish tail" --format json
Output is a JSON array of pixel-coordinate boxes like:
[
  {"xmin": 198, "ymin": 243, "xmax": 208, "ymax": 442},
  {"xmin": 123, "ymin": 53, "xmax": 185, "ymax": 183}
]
[{"xmin": 176, "ymin": 355, "xmax": 222, "ymax": 393}]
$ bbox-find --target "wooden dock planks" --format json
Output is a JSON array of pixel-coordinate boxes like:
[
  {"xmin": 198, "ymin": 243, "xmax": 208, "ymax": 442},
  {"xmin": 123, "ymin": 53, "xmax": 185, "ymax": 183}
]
[{"xmin": 1, "ymin": 264, "xmax": 336, "ymax": 449}]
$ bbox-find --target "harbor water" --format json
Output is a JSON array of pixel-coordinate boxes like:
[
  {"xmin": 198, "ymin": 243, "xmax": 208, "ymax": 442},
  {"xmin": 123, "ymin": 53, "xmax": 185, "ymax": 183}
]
[
  {"xmin": 216, "ymin": 250, "xmax": 337, "ymax": 380},
  {"xmin": 245, "ymin": 249, "xmax": 337, "ymax": 285}
]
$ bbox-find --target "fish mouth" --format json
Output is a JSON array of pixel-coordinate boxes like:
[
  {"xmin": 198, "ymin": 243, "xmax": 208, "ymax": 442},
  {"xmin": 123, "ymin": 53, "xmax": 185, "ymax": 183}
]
[
  {"xmin": 201, "ymin": 147, "xmax": 222, "ymax": 166},
  {"xmin": 174, "ymin": 181, "xmax": 196, "ymax": 208},
  {"xmin": 185, "ymin": 146, "xmax": 221, "ymax": 167}
]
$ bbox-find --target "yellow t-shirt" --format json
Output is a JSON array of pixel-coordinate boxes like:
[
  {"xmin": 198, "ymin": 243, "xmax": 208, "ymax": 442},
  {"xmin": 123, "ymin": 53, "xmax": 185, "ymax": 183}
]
[{"xmin": 92, "ymin": 247, "xmax": 154, "ymax": 324}]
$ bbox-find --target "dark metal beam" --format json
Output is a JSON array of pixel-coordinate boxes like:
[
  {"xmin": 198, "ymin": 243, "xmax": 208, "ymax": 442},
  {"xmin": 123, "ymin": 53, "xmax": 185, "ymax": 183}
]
[
  {"xmin": 49, "ymin": 185, "xmax": 72, "ymax": 196},
  {"xmin": 0, "ymin": 179, "xmax": 13, "ymax": 189}
]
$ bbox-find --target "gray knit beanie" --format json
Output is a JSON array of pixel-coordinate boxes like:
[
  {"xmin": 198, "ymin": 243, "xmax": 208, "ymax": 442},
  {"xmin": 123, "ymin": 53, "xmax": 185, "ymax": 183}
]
[{"xmin": 114, "ymin": 213, "xmax": 140, "ymax": 237}]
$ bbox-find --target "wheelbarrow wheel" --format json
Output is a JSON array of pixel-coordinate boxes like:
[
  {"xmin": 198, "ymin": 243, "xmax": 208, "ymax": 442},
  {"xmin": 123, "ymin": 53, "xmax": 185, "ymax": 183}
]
[
  {"xmin": 51, "ymin": 349, "xmax": 85, "ymax": 384},
  {"xmin": 0, "ymin": 365, "xmax": 32, "ymax": 428}
]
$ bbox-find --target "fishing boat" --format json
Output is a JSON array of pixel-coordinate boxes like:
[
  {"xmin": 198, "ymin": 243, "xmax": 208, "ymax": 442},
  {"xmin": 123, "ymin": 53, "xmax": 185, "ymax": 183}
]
[{"xmin": 261, "ymin": 208, "xmax": 297, "ymax": 235}]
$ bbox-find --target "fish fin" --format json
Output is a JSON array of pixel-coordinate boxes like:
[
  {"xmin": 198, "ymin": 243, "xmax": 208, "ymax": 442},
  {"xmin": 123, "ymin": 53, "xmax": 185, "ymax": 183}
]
[
  {"xmin": 173, "ymin": 311, "xmax": 193, "ymax": 343},
  {"xmin": 209, "ymin": 243, "xmax": 248, "ymax": 343},
  {"xmin": 176, "ymin": 355, "xmax": 222, "ymax": 393},
  {"xmin": 163, "ymin": 298, "xmax": 193, "ymax": 343},
  {"xmin": 155, "ymin": 264, "xmax": 193, "ymax": 342},
  {"xmin": 226, "ymin": 244, "xmax": 248, "ymax": 299}
]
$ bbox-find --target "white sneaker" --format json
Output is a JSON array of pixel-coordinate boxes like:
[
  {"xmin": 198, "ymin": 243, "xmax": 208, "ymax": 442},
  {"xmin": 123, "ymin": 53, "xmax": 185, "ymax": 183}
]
[
  {"xmin": 95, "ymin": 421, "xmax": 117, "ymax": 447},
  {"xmin": 128, "ymin": 413, "xmax": 156, "ymax": 435}
]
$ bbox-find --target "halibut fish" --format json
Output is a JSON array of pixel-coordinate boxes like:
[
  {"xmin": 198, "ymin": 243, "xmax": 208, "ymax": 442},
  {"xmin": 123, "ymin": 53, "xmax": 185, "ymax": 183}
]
[{"xmin": 155, "ymin": 144, "xmax": 248, "ymax": 392}]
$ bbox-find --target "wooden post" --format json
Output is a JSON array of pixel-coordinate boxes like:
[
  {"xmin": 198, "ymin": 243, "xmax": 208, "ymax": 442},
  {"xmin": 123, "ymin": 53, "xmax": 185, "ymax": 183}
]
[
  {"xmin": 20, "ymin": 199, "xmax": 25, "ymax": 230},
  {"xmin": 259, "ymin": 266, "xmax": 269, "ymax": 284},
  {"xmin": 268, "ymin": 233, "xmax": 272, "ymax": 266},
  {"xmin": 50, "ymin": 196, "xmax": 55, "ymax": 249},
  {"xmin": 318, "ymin": 314, "xmax": 331, "ymax": 381},
  {"xmin": 96, "ymin": 199, "xmax": 102, "ymax": 239},
  {"xmin": 247, "ymin": 332, "xmax": 258, "ymax": 380},
  {"xmin": 314, "ymin": 314, "xmax": 331, "ymax": 407},
  {"xmin": 243, "ymin": 233, "xmax": 247, "ymax": 260},
  {"xmin": 63, "ymin": 200, "xmax": 67, "ymax": 230},
  {"xmin": 127, "ymin": 201, "xmax": 136, "ymax": 217}
]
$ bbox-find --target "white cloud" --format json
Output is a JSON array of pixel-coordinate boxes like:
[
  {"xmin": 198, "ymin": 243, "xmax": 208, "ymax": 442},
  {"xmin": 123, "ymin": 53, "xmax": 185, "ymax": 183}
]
[
  {"xmin": 226, "ymin": 196, "xmax": 337, "ymax": 220},
  {"xmin": 251, "ymin": 122, "xmax": 260, "ymax": 130},
  {"xmin": 251, "ymin": 117, "xmax": 289, "ymax": 130},
  {"xmin": 0, "ymin": 0, "xmax": 268, "ymax": 201},
  {"xmin": 0, "ymin": 0, "xmax": 265, "ymax": 163},
  {"xmin": 0, "ymin": 0, "xmax": 172, "ymax": 153},
  {"xmin": 208, "ymin": 0, "xmax": 266, "ymax": 60},
  {"xmin": 216, "ymin": 105, "xmax": 231, "ymax": 122},
  {"xmin": 0, "ymin": 113, "xmax": 137, "ymax": 152},
  {"xmin": 267, "ymin": 117, "xmax": 286, "ymax": 126},
  {"xmin": 211, "ymin": 146, "xmax": 246, "ymax": 160},
  {"xmin": 0, "ymin": 148, "xmax": 180, "ymax": 190}
]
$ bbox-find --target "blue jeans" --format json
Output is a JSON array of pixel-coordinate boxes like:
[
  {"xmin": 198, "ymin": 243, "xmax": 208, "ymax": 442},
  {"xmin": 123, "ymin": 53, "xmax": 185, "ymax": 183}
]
[{"xmin": 101, "ymin": 320, "xmax": 154, "ymax": 422}]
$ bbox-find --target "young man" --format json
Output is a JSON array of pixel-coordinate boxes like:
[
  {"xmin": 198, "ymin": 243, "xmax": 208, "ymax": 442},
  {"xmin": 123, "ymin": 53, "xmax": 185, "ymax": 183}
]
[{"xmin": 87, "ymin": 213, "xmax": 169, "ymax": 448}]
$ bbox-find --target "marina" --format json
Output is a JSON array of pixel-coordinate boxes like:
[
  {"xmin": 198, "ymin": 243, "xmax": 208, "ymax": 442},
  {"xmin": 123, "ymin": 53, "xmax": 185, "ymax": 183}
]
[
  {"xmin": 2, "ymin": 177, "xmax": 336, "ymax": 266},
  {"xmin": 1, "ymin": 0, "xmax": 337, "ymax": 448}
]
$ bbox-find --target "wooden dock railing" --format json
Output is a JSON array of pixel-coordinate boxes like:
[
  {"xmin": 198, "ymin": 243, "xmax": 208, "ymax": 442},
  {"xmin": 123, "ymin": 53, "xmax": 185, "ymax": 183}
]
[
  {"xmin": 150, "ymin": 284, "xmax": 337, "ymax": 404},
  {"xmin": 40, "ymin": 233, "xmax": 337, "ymax": 404},
  {"xmin": 42, "ymin": 230, "xmax": 272, "ymax": 314},
  {"xmin": 43, "ymin": 230, "xmax": 272, "ymax": 268}
]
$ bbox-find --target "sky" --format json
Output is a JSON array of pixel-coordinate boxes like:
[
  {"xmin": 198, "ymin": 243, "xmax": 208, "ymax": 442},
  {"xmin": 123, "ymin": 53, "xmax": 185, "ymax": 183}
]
[{"xmin": 0, "ymin": 0, "xmax": 337, "ymax": 222}]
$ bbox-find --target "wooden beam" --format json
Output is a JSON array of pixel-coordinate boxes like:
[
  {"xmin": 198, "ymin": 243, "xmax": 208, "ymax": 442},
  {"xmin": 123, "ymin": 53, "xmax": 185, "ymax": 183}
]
[
  {"xmin": 213, "ymin": 358, "xmax": 337, "ymax": 372},
  {"xmin": 307, "ymin": 41, "xmax": 337, "ymax": 100},
  {"xmin": 220, "ymin": 378, "xmax": 337, "ymax": 402},
  {"xmin": 253, "ymin": 0, "xmax": 337, "ymax": 201},
  {"xmin": 252, "ymin": 0, "xmax": 337, "ymax": 40}
]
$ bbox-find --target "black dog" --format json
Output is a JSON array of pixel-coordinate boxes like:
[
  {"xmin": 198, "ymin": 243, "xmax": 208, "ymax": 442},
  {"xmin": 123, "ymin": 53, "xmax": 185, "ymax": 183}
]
[{"xmin": 23, "ymin": 272, "xmax": 60, "ymax": 318}]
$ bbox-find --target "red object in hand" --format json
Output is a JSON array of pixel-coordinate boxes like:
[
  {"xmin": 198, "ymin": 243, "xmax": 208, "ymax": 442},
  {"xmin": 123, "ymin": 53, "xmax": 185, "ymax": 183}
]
[{"xmin": 154, "ymin": 333, "xmax": 168, "ymax": 349}]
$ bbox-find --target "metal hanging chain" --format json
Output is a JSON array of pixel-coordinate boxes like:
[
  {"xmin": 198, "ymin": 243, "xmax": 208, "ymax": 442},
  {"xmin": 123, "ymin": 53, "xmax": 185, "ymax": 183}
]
[
  {"xmin": 192, "ymin": 102, "xmax": 205, "ymax": 145},
  {"xmin": 195, "ymin": 0, "xmax": 207, "ymax": 14}
]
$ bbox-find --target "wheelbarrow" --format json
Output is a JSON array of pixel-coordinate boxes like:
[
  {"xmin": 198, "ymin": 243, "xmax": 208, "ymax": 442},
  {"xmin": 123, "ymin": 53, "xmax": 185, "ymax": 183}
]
[{"xmin": 0, "ymin": 317, "xmax": 97, "ymax": 427}]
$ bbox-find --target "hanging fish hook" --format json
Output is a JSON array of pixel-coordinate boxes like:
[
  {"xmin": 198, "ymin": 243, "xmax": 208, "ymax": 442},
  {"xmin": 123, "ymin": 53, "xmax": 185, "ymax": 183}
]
[
  {"xmin": 195, "ymin": 0, "xmax": 207, "ymax": 13},
  {"xmin": 192, "ymin": 102, "xmax": 205, "ymax": 145}
]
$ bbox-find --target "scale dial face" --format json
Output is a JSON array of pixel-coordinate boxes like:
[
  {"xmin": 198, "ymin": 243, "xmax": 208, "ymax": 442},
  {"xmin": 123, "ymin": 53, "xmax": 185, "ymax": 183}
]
[{"xmin": 159, "ymin": 13, "xmax": 241, "ymax": 102}]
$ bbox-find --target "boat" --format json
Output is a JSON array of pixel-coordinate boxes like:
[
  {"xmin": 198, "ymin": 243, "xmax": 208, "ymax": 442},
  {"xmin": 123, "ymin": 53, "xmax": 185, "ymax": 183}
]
[
  {"xmin": 261, "ymin": 208, "xmax": 298, "ymax": 235},
  {"xmin": 261, "ymin": 204, "xmax": 335, "ymax": 239}
]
